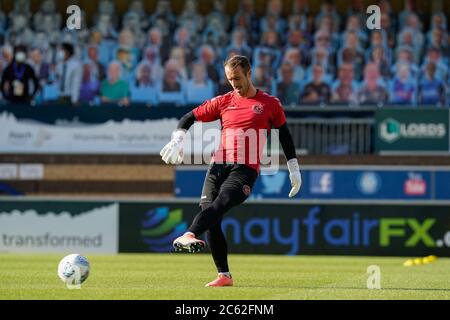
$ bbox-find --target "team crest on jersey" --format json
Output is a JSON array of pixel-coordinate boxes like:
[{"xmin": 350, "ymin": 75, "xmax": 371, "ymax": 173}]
[
  {"xmin": 243, "ymin": 185, "xmax": 251, "ymax": 196},
  {"xmin": 252, "ymin": 104, "xmax": 264, "ymax": 114}
]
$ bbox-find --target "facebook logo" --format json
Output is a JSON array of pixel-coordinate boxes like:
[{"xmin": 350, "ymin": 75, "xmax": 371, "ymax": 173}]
[{"xmin": 310, "ymin": 171, "xmax": 334, "ymax": 194}]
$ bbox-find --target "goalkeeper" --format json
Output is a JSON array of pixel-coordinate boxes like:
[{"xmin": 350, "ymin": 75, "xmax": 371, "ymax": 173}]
[{"xmin": 160, "ymin": 55, "xmax": 302, "ymax": 287}]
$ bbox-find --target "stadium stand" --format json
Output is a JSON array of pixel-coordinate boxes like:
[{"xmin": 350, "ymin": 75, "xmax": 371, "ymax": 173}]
[
  {"xmin": 0, "ymin": 0, "xmax": 449, "ymax": 197},
  {"xmin": 0, "ymin": 0, "xmax": 448, "ymax": 107}
]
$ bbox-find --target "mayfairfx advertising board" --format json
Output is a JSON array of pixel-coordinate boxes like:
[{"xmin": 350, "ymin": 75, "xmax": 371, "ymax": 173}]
[
  {"xmin": 375, "ymin": 108, "xmax": 449, "ymax": 153},
  {"xmin": 2, "ymin": 199, "xmax": 448, "ymax": 257},
  {"xmin": 119, "ymin": 201, "xmax": 450, "ymax": 257},
  {"xmin": 0, "ymin": 200, "xmax": 119, "ymax": 253}
]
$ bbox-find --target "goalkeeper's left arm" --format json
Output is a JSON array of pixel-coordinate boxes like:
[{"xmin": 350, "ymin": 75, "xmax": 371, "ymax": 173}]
[{"xmin": 276, "ymin": 123, "xmax": 302, "ymax": 198}]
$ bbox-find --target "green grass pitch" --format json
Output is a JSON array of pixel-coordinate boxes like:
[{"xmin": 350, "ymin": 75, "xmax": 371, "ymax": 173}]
[{"xmin": 0, "ymin": 253, "xmax": 449, "ymax": 300}]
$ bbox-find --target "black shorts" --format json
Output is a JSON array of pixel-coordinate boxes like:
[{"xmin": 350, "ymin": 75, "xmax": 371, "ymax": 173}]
[{"xmin": 199, "ymin": 163, "xmax": 258, "ymax": 206}]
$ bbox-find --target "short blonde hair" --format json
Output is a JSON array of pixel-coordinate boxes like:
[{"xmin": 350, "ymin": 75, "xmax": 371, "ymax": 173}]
[{"xmin": 223, "ymin": 55, "xmax": 251, "ymax": 74}]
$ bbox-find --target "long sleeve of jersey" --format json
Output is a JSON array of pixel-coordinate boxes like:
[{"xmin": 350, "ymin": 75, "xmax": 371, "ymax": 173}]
[
  {"xmin": 177, "ymin": 111, "xmax": 196, "ymax": 131},
  {"xmin": 277, "ymin": 123, "xmax": 297, "ymax": 161}
]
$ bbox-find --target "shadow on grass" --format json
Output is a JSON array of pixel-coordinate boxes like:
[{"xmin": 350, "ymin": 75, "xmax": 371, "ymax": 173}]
[{"xmin": 238, "ymin": 285, "xmax": 450, "ymax": 292}]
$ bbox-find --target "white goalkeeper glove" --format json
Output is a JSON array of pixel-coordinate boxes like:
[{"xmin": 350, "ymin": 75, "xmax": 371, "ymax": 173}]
[
  {"xmin": 287, "ymin": 158, "xmax": 302, "ymax": 198},
  {"xmin": 160, "ymin": 129, "xmax": 187, "ymax": 165}
]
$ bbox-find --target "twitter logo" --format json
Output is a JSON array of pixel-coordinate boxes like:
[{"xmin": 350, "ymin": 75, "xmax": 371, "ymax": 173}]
[{"xmin": 261, "ymin": 171, "xmax": 287, "ymax": 194}]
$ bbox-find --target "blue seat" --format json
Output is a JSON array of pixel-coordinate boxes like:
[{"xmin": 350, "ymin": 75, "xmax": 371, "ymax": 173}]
[
  {"xmin": 130, "ymin": 85, "xmax": 158, "ymax": 105},
  {"xmin": 158, "ymin": 91, "xmax": 185, "ymax": 106},
  {"xmin": 157, "ymin": 83, "xmax": 186, "ymax": 106},
  {"xmin": 98, "ymin": 42, "xmax": 114, "ymax": 66},
  {"xmin": 42, "ymin": 83, "xmax": 60, "ymax": 101},
  {"xmin": 185, "ymin": 80, "xmax": 214, "ymax": 105}
]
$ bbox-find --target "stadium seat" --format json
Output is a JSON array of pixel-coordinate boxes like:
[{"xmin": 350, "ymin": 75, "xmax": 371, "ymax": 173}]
[
  {"xmin": 130, "ymin": 85, "xmax": 158, "ymax": 105},
  {"xmin": 41, "ymin": 83, "xmax": 60, "ymax": 101}
]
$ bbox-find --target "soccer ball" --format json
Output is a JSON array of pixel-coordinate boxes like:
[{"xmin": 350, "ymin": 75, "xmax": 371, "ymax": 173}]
[{"xmin": 57, "ymin": 254, "xmax": 90, "ymax": 285}]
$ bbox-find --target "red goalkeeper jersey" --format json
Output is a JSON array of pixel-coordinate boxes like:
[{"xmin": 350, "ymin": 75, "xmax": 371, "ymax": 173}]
[{"xmin": 192, "ymin": 90, "xmax": 286, "ymax": 172}]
